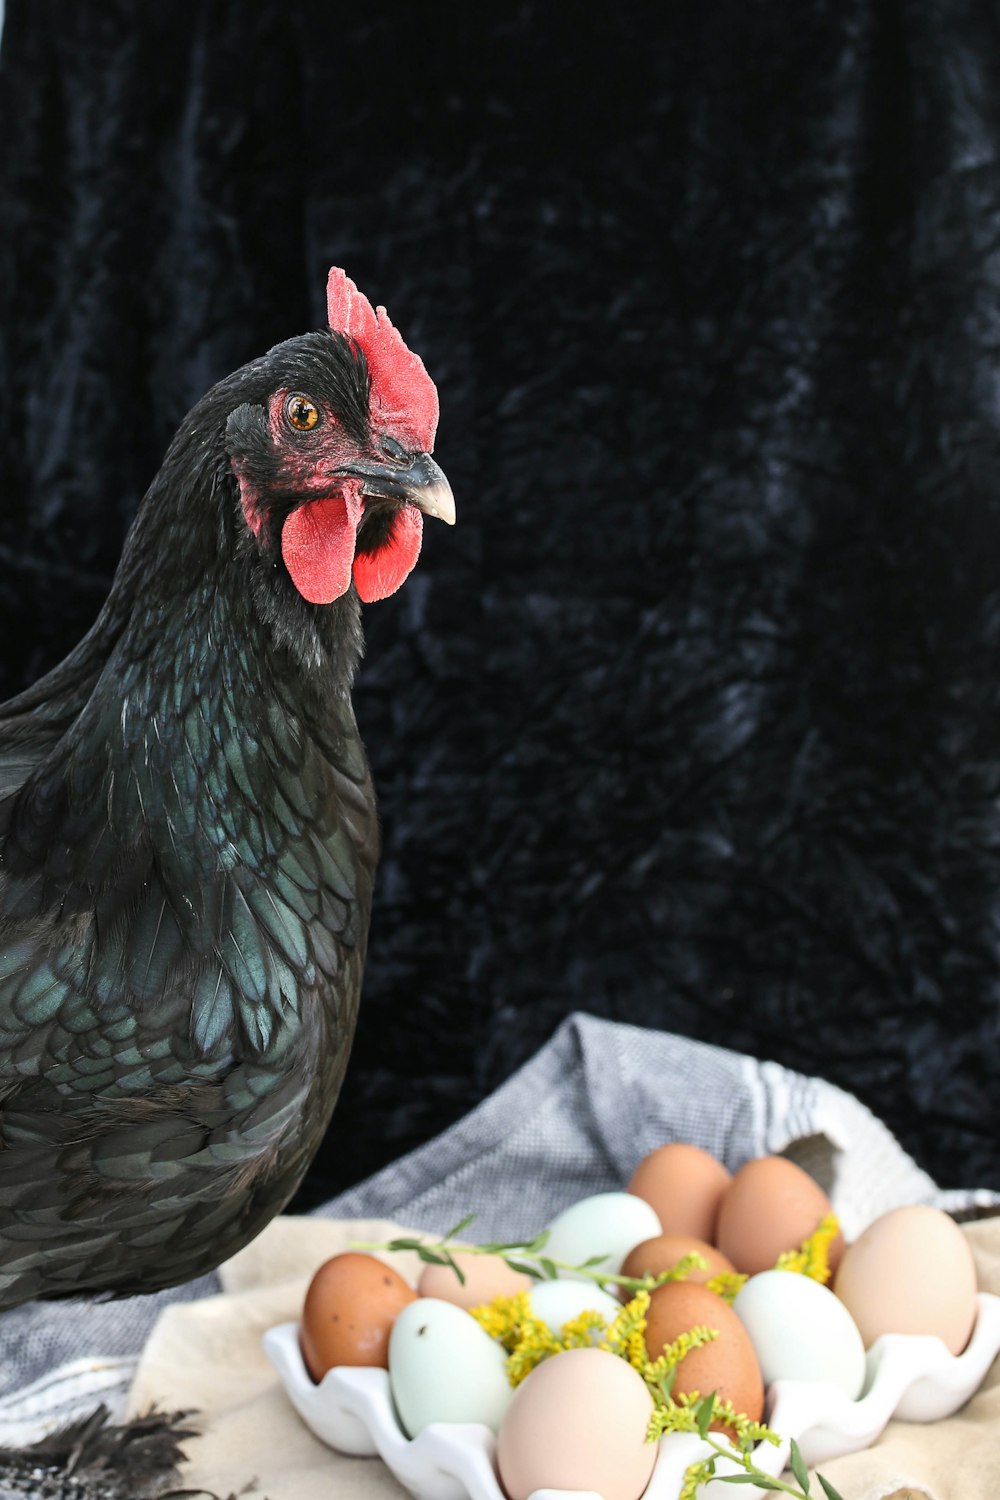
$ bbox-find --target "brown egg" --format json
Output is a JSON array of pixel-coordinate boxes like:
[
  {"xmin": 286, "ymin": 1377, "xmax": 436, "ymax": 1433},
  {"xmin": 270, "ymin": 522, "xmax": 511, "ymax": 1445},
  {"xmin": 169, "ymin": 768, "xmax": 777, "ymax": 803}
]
[
  {"xmin": 300, "ymin": 1252, "xmax": 417, "ymax": 1381},
  {"xmin": 619, "ymin": 1233, "xmax": 737, "ymax": 1297},
  {"xmin": 716, "ymin": 1156, "xmax": 845, "ymax": 1277},
  {"xmin": 418, "ymin": 1252, "xmax": 534, "ymax": 1310},
  {"xmin": 644, "ymin": 1281, "xmax": 764, "ymax": 1436},
  {"xmin": 627, "ymin": 1143, "xmax": 732, "ymax": 1242}
]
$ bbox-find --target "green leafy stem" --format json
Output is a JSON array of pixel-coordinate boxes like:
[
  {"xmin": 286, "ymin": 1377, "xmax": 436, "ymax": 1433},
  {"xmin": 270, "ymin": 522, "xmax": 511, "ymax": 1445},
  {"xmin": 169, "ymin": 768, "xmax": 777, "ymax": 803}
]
[
  {"xmin": 353, "ymin": 1213, "xmax": 706, "ymax": 1294},
  {"xmin": 668, "ymin": 1391, "xmax": 845, "ymax": 1500}
]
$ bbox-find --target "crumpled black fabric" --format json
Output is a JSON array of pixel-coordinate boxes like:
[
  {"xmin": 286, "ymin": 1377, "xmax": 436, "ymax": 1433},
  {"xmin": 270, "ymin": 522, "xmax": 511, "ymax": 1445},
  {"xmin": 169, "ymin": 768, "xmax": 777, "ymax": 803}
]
[{"xmin": 1, "ymin": 3, "xmax": 999, "ymax": 1200}]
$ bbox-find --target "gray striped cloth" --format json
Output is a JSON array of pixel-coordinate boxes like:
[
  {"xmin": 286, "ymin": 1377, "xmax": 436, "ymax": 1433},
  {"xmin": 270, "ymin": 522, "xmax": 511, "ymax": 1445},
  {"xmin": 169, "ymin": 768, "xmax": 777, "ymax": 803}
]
[{"xmin": 0, "ymin": 1012, "xmax": 995, "ymax": 1444}]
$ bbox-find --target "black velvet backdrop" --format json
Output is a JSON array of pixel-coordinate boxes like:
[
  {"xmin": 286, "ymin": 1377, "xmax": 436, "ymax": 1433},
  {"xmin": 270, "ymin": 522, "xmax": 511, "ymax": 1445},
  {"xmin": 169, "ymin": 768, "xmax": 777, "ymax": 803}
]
[{"xmin": 1, "ymin": 3, "xmax": 999, "ymax": 1205}]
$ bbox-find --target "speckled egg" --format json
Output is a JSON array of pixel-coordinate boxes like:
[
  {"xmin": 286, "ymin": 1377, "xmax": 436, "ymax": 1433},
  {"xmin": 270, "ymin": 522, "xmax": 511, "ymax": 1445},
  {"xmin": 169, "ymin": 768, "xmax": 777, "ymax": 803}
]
[
  {"xmin": 388, "ymin": 1297, "xmax": 513, "ymax": 1436},
  {"xmin": 299, "ymin": 1252, "xmax": 417, "ymax": 1381},
  {"xmin": 644, "ymin": 1281, "xmax": 764, "ymax": 1435}
]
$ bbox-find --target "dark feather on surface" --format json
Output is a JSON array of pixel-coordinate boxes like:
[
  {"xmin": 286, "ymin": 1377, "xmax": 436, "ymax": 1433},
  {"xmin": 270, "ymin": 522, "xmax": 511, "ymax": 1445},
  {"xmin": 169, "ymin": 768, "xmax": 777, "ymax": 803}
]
[{"xmin": 0, "ymin": 1405, "xmax": 200, "ymax": 1500}]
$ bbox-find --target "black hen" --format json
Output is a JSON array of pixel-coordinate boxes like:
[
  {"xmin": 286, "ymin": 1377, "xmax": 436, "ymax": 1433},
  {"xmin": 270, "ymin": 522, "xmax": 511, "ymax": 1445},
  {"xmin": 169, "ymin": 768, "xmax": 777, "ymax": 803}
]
[{"xmin": 0, "ymin": 269, "xmax": 454, "ymax": 1308}]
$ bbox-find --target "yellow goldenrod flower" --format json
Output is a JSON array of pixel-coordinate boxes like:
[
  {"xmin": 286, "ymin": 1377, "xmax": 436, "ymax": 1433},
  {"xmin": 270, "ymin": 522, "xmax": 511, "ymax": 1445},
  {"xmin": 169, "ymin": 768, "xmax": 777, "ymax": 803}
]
[{"xmin": 775, "ymin": 1212, "xmax": 841, "ymax": 1284}]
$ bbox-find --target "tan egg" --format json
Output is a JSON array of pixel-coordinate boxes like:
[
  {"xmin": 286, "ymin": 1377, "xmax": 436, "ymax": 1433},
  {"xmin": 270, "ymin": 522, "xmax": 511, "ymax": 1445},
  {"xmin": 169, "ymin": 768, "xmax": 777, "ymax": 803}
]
[
  {"xmin": 716, "ymin": 1156, "xmax": 845, "ymax": 1276},
  {"xmin": 418, "ymin": 1252, "xmax": 533, "ymax": 1310},
  {"xmin": 834, "ymin": 1205, "xmax": 978, "ymax": 1355},
  {"xmin": 497, "ymin": 1347, "xmax": 656, "ymax": 1500},
  {"xmin": 627, "ymin": 1143, "xmax": 732, "ymax": 1242},
  {"xmin": 644, "ymin": 1281, "xmax": 764, "ymax": 1437},
  {"xmin": 300, "ymin": 1252, "xmax": 417, "ymax": 1381},
  {"xmin": 619, "ymin": 1233, "xmax": 737, "ymax": 1297}
]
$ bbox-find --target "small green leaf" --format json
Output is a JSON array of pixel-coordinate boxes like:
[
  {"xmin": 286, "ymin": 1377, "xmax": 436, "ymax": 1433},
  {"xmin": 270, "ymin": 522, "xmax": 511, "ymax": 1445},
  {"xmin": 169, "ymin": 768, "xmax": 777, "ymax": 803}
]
[
  {"xmin": 415, "ymin": 1247, "xmax": 447, "ymax": 1264},
  {"xmin": 583, "ymin": 1253, "xmax": 611, "ymax": 1267},
  {"xmin": 443, "ymin": 1213, "xmax": 477, "ymax": 1240},
  {"xmin": 716, "ymin": 1480, "xmax": 782, "ymax": 1493},
  {"xmin": 712, "ymin": 1477, "xmax": 770, "ymax": 1487},
  {"xmin": 789, "ymin": 1439, "xmax": 810, "ymax": 1494},
  {"xmin": 817, "ymin": 1477, "xmax": 846, "ymax": 1500},
  {"xmin": 441, "ymin": 1251, "xmax": 466, "ymax": 1286},
  {"xmin": 526, "ymin": 1230, "xmax": 551, "ymax": 1252},
  {"xmin": 385, "ymin": 1238, "xmax": 422, "ymax": 1251},
  {"xmin": 659, "ymin": 1366, "xmax": 677, "ymax": 1400},
  {"xmin": 505, "ymin": 1259, "xmax": 544, "ymax": 1279},
  {"xmin": 696, "ymin": 1392, "xmax": 716, "ymax": 1438},
  {"xmin": 540, "ymin": 1258, "xmax": 558, "ymax": 1279}
]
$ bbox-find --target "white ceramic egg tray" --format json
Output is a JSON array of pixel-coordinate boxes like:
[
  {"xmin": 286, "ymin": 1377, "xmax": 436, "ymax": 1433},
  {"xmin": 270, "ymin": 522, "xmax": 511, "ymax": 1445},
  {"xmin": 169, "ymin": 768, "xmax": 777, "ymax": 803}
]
[{"xmin": 264, "ymin": 1292, "xmax": 1000, "ymax": 1500}]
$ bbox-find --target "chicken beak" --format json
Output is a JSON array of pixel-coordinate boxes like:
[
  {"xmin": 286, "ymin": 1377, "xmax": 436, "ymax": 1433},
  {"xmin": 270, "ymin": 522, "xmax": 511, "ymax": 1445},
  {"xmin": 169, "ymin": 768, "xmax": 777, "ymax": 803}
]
[
  {"xmin": 408, "ymin": 455, "xmax": 457, "ymax": 525},
  {"xmin": 342, "ymin": 451, "xmax": 456, "ymax": 525}
]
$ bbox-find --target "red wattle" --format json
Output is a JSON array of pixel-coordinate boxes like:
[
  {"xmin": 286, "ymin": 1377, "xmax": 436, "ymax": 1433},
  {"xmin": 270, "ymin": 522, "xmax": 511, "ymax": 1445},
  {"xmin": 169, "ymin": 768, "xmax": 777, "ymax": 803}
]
[
  {"xmin": 281, "ymin": 491, "xmax": 362, "ymax": 605},
  {"xmin": 353, "ymin": 507, "xmax": 423, "ymax": 602}
]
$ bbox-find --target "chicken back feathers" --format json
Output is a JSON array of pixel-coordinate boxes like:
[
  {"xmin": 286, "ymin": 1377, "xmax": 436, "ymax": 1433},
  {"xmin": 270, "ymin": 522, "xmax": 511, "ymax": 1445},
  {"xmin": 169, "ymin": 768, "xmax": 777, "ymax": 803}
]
[{"xmin": 0, "ymin": 270, "xmax": 452, "ymax": 1307}]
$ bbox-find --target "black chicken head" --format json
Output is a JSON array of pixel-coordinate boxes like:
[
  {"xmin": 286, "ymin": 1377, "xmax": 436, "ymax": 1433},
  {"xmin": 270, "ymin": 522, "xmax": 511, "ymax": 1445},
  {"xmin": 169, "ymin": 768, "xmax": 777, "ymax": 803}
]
[{"xmin": 223, "ymin": 275, "xmax": 454, "ymax": 612}]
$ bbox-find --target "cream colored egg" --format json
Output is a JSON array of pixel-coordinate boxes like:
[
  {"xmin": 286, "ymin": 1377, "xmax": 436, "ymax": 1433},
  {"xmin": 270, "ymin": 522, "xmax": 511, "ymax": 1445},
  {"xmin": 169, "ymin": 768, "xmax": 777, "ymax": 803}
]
[
  {"xmin": 417, "ymin": 1252, "xmax": 533, "ymax": 1310},
  {"xmin": 834, "ymin": 1205, "xmax": 978, "ymax": 1355},
  {"xmin": 496, "ymin": 1347, "xmax": 657, "ymax": 1500}
]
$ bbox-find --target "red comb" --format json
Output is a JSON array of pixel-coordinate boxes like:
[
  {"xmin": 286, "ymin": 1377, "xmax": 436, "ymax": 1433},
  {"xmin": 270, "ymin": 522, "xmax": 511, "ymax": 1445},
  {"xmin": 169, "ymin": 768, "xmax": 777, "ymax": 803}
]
[{"xmin": 327, "ymin": 268, "xmax": 439, "ymax": 453}]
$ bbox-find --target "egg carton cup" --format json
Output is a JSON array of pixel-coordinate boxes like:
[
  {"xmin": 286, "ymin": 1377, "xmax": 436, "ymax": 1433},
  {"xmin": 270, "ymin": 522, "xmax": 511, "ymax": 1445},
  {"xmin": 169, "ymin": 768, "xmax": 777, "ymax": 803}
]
[{"xmin": 263, "ymin": 1292, "xmax": 1000, "ymax": 1500}]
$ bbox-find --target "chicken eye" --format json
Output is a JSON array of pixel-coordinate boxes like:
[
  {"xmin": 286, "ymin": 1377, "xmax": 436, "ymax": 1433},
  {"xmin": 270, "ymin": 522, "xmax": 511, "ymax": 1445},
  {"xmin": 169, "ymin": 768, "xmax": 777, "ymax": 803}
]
[{"xmin": 285, "ymin": 394, "xmax": 320, "ymax": 432}]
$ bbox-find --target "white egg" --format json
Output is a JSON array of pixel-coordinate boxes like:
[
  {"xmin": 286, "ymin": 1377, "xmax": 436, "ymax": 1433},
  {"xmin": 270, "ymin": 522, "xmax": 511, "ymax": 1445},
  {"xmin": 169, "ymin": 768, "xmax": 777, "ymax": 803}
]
[
  {"xmin": 388, "ymin": 1297, "xmax": 513, "ymax": 1437},
  {"xmin": 732, "ymin": 1269, "xmax": 867, "ymax": 1399},
  {"xmin": 542, "ymin": 1193, "xmax": 662, "ymax": 1279},
  {"xmin": 529, "ymin": 1279, "xmax": 623, "ymax": 1334}
]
